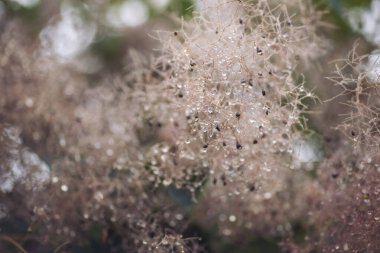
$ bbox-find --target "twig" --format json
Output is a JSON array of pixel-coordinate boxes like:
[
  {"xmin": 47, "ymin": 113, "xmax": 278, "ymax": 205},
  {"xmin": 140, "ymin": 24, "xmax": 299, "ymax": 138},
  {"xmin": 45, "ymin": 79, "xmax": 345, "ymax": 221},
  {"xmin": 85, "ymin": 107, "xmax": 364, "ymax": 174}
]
[{"xmin": 0, "ymin": 235, "xmax": 28, "ymax": 253}]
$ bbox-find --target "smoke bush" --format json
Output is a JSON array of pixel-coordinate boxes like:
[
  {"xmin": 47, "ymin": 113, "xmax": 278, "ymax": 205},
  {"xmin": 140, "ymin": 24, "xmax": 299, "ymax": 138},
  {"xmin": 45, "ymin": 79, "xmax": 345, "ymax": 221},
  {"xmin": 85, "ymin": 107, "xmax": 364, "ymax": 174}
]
[{"xmin": 0, "ymin": 0, "xmax": 379, "ymax": 252}]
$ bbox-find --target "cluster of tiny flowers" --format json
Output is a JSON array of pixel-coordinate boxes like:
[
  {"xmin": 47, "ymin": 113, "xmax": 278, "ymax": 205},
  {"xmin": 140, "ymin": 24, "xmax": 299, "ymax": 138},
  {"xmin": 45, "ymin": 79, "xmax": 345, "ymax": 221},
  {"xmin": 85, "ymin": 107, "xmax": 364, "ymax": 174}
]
[
  {"xmin": 329, "ymin": 45, "xmax": 380, "ymax": 157},
  {"xmin": 310, "ymin": 44, "xmax": 380, "ymax": 253},
  {"xmin": 134, "ymin": 0, "xmax": 327, "ymax": 229},
  {"xmin": 3, "ymin": 0, "xmax": 363, "ymax": 252},
  {"xmin": 0, "ymin": 19, "xmax": 200, "ymax": 252}
]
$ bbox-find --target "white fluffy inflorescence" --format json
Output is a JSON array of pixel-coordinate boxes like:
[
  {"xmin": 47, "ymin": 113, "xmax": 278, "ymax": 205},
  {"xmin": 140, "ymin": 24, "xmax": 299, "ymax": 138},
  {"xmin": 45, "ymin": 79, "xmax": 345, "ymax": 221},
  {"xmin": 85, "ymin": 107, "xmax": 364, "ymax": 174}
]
[
  {"xmin": 330, "ymin": 44, "xmax": 380, "ymax": 156},
  {"xmin": 137, "ymin": 0, "xmax": 327, "ymax": 199}
]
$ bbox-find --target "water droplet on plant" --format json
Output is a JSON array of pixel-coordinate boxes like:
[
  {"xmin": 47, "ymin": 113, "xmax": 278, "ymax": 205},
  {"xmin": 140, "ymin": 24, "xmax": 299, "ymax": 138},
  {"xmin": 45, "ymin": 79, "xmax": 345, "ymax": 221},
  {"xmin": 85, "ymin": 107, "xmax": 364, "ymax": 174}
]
[
  {"xmin": 264, "ymin": 192, "xmax": 272, "ymax": 199},
  {"xmin": 163, "ymin": 178, "xmax": 172, "ymax": 186},
  {"xmin": 94, "ymin": 191, "xmax": 104, "ymax": 201},
  {"xmin": 223, "ymin": 228, "xmax": 232, "ymax": 236},
  {"xmin": 61, "ymin": 185, "xmax": 68, "ymax": 192},
  {"xmin": 229, "ymin": 215, "xmax": 237, "ymax": 222},
  {"xmin": 106, "ymin": 149, "xmax": 114, "ymax": 156},
  {"xmin": 25, "ymin": 97, "xmax": 34, "ymax": 107}
]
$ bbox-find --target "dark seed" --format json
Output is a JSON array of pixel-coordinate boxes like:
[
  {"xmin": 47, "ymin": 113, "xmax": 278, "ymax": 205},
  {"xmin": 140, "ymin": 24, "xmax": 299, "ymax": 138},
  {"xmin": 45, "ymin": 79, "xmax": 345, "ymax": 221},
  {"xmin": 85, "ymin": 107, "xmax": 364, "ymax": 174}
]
[{"xmin": 221, "ymin": 174, "xmax": 227, "ymax": 186}]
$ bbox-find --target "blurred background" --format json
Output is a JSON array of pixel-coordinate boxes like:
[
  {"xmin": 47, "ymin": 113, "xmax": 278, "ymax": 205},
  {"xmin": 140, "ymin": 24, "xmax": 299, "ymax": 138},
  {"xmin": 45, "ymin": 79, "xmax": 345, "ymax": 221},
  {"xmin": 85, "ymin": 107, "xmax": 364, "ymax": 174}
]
[
  {"xmin": 0, "ymin": 0, "xmax": 379, "ymax": 252},
  {"xmin": 0, "ymin": 0, "xmax": 378, "ymax": 74}
]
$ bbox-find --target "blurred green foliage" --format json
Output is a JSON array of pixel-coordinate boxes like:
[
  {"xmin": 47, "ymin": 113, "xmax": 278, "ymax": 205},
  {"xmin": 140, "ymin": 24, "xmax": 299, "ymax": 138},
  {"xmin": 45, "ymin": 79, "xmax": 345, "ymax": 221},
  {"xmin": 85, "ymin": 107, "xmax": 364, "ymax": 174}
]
[
  {"xmin": 332, "ymin": 0, "xmax": 371, "ymax": 8},
  {"xmin": 91, "ymin": 35, "xmax": 125, "ymax": 64},
  {"xmin": 167, "ymin": 0, "xmax": 194, "ymax": 18}
]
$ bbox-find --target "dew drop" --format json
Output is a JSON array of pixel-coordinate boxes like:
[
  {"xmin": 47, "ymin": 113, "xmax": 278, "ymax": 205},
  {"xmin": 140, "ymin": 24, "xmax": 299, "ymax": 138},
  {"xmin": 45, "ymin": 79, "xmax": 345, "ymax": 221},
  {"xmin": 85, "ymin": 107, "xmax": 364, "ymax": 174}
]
[
  {"xmin": 163, "ymin": 178, "xmax": 172, "ymax": 186},
  {"xmin": 264, "ymin": 192, "xmax": 272, "ymax": 199},
  {"xmin": 106, "ymin": 149, "xmax": 114, "ymax": 156},
  {"xmin": 223, "ymin": 229, "xmax": 232, "ymax": 236},
  {"xmin": 61, "ymin": 185, "xmax": 68, "ymax": 192},
  {"xmin": 94, "ymin": 191, "xmax": 104, "ymax": 201},
  {"xmin": 25, "ymin": 97, "xmax": 34, "ymax": 107},
  {"xmin": 229, "ymin": 215, "xmax": 237, "ymax": 222}
]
